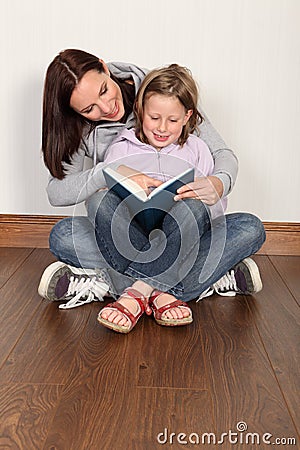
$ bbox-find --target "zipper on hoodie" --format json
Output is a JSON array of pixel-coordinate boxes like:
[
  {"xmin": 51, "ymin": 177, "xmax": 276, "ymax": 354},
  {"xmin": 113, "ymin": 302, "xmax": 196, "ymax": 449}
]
[{"xmin": 156, "ymin": 151, "xmax": 168, "ymax": 182}]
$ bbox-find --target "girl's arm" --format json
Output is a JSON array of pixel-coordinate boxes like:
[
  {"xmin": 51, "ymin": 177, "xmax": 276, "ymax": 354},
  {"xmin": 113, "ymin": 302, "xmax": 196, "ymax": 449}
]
[{"xmin": 104, "ymin": 140, "xmax": 162, "ymax": 193}]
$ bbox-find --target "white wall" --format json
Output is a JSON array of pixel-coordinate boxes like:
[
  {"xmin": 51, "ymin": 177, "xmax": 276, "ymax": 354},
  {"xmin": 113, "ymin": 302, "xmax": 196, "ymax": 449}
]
[{"xmin": 1, "ymin": 0, "xmax": 299, "ymax": 221}]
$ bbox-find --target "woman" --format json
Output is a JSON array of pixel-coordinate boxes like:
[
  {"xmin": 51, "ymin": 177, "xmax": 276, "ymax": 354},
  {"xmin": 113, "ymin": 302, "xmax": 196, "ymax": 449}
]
[{"xmin": 38, "ymin": 49, "xmax": 265, "ymax": 321}]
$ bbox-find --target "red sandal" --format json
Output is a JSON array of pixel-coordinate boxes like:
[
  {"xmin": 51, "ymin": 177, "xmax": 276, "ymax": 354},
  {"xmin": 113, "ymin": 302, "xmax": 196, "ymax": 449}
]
[
  {"xmin": 97, "ymin": 287, "xmax": 152, "ymax": 333},
  {"xmin": 149, "ymin": 290, "xmax": 193, "ymax": 326}
]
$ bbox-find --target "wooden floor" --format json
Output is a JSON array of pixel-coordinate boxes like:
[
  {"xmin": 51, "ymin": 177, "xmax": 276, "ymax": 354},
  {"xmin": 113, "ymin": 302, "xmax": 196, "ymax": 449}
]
[{"xmin": 0, "ymin": 248, "xmax": 299, "ymax": 450}]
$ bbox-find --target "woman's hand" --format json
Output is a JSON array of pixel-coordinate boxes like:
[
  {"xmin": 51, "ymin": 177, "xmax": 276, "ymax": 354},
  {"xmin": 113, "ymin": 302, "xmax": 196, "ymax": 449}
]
[
  {"xmin": 117, "ymin": 165, "xmax": 162, "ymax": 194},
  {"xmin": 174, "ymin": 176, "xmax": 224, "ymax": 205}
]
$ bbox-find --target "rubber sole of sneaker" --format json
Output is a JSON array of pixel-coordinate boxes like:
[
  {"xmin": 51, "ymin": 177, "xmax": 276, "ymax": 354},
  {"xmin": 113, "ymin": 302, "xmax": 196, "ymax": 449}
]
[
  {"xmin": 38, "ymin": 261, "xmax": 71, "ymax": 300},
  {"xmin": 240, "ymin": 257, "xmax": 263, "ymax": 293}
]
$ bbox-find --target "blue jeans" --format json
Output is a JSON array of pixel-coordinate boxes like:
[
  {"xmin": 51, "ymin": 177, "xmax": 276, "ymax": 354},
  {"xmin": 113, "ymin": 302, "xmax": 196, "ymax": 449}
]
[{"xmin": 49, "ymin": 190, "xmax": 266, "ymax": 301}]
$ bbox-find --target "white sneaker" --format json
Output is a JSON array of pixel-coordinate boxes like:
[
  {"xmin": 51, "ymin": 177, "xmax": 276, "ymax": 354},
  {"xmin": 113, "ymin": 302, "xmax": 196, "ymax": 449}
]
[
  {"xmin": 38, "ymin": 261, "xmax": 110, "ymax": 309},
  {"xmin": 198, "ymin": 257, "xmax": 263, "ymax": 301}
]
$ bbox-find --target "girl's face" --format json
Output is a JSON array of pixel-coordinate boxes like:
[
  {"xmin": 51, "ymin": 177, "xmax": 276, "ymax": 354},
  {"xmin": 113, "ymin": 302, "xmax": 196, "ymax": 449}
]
[
  {"xmin": 70, "ymin": 64, "xmax": 124, "ymax": 122},
  {"xmin": 142, "ymin": 94, "xmax": 192, "ymax": 150}
]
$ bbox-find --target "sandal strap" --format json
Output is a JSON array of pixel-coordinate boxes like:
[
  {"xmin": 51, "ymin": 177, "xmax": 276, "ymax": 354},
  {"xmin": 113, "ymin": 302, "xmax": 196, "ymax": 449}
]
[
  {"xmin": 101, "ymin": 300, "xmax": 138, "ymax": 326},
  {"xmin": 100, "ymin": 287, "xmax": 151, "ymax": 326},
  {"xmin": 149, "ymin": 290, "xmax": 191, "ymax": 319},
  {"xmin": 122, "ymin": 287, "xmax": 152, "ymax": 316}
]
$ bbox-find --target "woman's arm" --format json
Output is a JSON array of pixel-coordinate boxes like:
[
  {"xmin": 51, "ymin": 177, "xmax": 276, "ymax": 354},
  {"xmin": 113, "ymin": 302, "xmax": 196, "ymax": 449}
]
[
  {"xmin": 199, "ymin": 111, "xmax": 238, "ymax": 198},
  {"xmin": 46, "ymin": 146, "xmax": 108, "ymax": 206},
  {"xmin": 46, "ymin": 122, "xmax": 126, "ymax": 207},
  {"xmin": 174, "ymin": 137, "xmax": 220, "ymax": 205}
]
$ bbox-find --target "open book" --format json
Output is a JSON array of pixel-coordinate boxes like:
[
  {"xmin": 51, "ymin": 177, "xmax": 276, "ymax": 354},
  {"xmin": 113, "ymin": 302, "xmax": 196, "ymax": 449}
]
[{"xmin": 103, "ymin": 167, "xmax": 195, "ymax": 233}]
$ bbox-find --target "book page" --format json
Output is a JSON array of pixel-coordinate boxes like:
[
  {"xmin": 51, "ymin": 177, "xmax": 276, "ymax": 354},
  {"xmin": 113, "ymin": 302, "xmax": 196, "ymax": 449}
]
[
  {"xmin": 148, "ymin": 168, "xmax": 194, "ymax": 199},
  {"xmin": 104, "ymin": 167, "xmax": 148, "ymax": 201}
]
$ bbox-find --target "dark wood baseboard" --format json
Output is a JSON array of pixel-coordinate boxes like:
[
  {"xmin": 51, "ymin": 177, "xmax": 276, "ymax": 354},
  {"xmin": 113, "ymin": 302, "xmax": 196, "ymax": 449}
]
[
  {"xmin": 0, "ymin": 215, "xmax": 65, "ymax": 249},
  {"xmin": 258, "ymin": 221, "xmax": 300, "ymax": 255},
  {"xmin": 0, "ymin": 214, "xmax": 299, "ymax": 255}
]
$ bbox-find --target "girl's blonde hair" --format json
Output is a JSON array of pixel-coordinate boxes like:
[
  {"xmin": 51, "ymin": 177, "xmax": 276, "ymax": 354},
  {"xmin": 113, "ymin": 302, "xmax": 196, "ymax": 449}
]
[{"xmin": 134, "ymin": 64, "xmax": 203, "ymax": 146}]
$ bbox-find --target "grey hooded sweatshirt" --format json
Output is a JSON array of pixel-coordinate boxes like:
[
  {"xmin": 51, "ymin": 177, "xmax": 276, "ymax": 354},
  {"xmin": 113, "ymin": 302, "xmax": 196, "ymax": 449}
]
[{"xmin": 46, "ymin": 62, "xmax": 238, "ymax": 207}]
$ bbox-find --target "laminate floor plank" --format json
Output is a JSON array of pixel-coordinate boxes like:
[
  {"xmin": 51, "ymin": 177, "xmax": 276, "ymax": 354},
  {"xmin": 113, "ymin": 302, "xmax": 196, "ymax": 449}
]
[
  {"xmin": 1, "ymin": 249, "xmax": 299, "ymax": 449},
  {"xmin": 0, "ymin": 247, "xmax": 34, "ymax": 288},
  {"xmin": 43, "ymin": 304, "xmax": 213, "ymax": 450},
  {"xmin": 137, "ymin": 311, "xmax": 206, "ymax": 389},
  {"xmin": 130, "ymin": 387, "xmax": 212, "ymax": 449},
  {"xmin": 0, "ymin": 249, "xmax": 56, "ymax": 369},
  {"xmin": 42, "ymin": 304, "xmax": 145, "ymax": 450},
  {"xmin": 0, "ymin": 301, "xmax": 91, "ymax": 384},
  {"xmin": 198, "ymin": 289, "xmax": 298, "ymax": 448},
  {"xmin": 0, "ymin": 383, "xmax": 62, "ymax": 450},
  {"xmin": 249, "ymin": 255, "xmax": 300, "ymax": 436},
  {"xmin": 269, "ymin": 255, "xmax": 300, "ymax": 305}
]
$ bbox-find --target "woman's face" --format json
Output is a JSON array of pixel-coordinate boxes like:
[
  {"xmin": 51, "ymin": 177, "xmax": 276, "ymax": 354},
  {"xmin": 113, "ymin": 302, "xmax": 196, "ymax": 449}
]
[{"xmin": 70, "ymin": 65, "xmax": 125, "ymax": 122}]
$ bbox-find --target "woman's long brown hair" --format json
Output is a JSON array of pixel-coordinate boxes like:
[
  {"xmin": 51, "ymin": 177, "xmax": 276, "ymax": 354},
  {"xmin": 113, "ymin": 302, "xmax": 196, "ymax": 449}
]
[{"xmin": 42, "ymin": 49, "xmax": 134, "ymax": 179}]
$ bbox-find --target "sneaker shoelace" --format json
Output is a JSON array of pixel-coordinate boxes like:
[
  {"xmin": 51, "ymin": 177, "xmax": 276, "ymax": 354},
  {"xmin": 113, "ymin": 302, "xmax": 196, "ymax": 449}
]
[
  {"xmin": 212, "ymin": 270, "xmax": 238, "ymax": 296},
  {"xmin": 59, "ymin": 276, "xmax": 109, "ymax": 310},
  {"xmin": 197, "ymin": 270, "xmax": 238, "ymax": 301}
]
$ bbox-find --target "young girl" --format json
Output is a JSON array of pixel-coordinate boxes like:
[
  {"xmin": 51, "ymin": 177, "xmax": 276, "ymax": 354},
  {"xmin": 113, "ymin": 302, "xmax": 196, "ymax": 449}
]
[
  {"xmin": 94, "ymin": 64, "xmax": 259, "ymax": 333},
  {"xmin": 103, "ymin": 64, "xmax": 227, "ymax": 212}
]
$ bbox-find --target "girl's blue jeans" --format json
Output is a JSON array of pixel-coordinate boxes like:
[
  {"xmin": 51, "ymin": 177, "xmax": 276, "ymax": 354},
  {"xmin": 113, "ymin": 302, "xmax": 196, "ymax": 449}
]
[{"xmin": 49, "ymin": 190, "xmax": 266, "ymax": 301}]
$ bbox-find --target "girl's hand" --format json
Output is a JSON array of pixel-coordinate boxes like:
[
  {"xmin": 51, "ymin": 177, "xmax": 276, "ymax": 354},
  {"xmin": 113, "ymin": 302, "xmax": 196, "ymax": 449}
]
[
  {"xmin": 117, "ymin": 165, "xmax": 162, "ymax": 194},
  {"xmin": 174, "ymin": 176, "xmax": 224, "ymax": 205}
]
